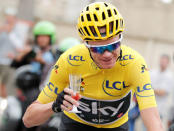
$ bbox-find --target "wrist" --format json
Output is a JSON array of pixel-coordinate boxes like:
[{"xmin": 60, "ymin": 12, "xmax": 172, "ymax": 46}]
[
  {"xmin": 52, "ymin": 91, "xmax": 66, "ymax": 113},
  {"xmin": 52, "ymin": 100, "xmax": 62, "ymax": 113}
]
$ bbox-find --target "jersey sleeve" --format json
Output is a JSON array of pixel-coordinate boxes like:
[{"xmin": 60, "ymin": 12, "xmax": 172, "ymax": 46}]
[
  {"xmin": 128, "ymin": 56, "xmax": 157, "ymax": 110},
  {"xmin": 37, "ymin": 55, "xmax": 69, "ymax": 104}
]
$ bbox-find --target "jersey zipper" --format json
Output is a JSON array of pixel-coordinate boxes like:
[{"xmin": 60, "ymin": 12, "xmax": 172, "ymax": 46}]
[{"xmin": 99, "ymin": 70, "xmax": 105, "ymax": 124}]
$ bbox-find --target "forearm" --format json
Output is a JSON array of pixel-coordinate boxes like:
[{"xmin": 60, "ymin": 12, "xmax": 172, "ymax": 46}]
[
  {"xmin": 154, "ymin": 89, "xmax": 167, "ymax": 96},
  {"xmin": 15, "ymin": 53, "xmax": 26, "ymax": 62},
  {"xmin": 23, "ymin": 101, "xmax": 54, "ymax": 128},
  {"xmin": 140, "ymin": 107, "xmax": 164, "ymax": 131},
  {"xmin": 15, "ymin": 48, "xmax": 32, "ymax": 62},
  {"xmin": 34, "ymin": 56, "xmax": 46, "ymax": 64}
]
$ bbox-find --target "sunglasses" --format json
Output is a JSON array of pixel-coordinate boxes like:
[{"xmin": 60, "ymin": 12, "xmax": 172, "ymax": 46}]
[{"xmin": 85, "ymin": 35, "xmax": 122, "ymax": 54}]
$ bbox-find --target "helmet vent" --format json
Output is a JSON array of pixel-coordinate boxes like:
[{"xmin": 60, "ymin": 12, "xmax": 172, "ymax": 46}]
[
  {"xmin": 86, "ymin": 14, "xmax": 91, "ymax": 21},
  {"xmin": 104, "ymin": 3, "xmax": 108, "ymax": 7},
  {"xmin": 86, "ymin": 6, "xmax": 89, "ymax": 11},
  {"xmin": 93, "ymin": 14, "xmax": 98, "ymax": 21},
  {"xmin": 89, "ymin": 26, "xmax": 97, "ymax": 36},
  {"xmin": 81, "ymin": 16, "xmax": 84, "ymax": 22},
  {"xmin": 114, "ymin": 9, "xmax": 117, "ymax": 15},
  {"xmin": 95, "ymin": 7, "xmax": 99, "ymax": 10},
  {"xmin": 102, "ymin": 12, "xmax": 106, "ymax": 20},
  {"xmin": 116, "ymin": 20, "xmax": 118, "ymax": 31},
  {"xmin": 109, "ymin": 21, "xmax": 114, "ymax": 34},
  {"xmin": 98, "ymin": 25, "xmax": 106, "ymax": 37},
  {"xmin": 120, "ymin": 19, "xmax": 124, "ymax": 27},
  {"xmin": 84, "ymin": 26, "xmax": 90, "ymax": 36},
  {"xmin": 107, "ymin": 9, "xmax": 112, "ymax": 17},
  {"xmin": 78, "ymin": 28, "xmax": 84, "ymax": 36},
  {"xmin": 80, "ymin": 28, "xmax": 85, "ymax": 35}
]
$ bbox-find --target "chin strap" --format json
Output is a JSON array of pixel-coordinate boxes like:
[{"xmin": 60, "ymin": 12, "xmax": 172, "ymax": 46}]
[
  {"xmin": 87, "ymin": 48, "xmax": 101, "ymax": 69},
  {"xmin": 117, "ymin": 49, "xmax": 122, "ymax": 62}
]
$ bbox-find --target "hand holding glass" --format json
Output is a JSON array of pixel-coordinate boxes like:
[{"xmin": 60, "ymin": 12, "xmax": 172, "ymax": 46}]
[{"xmin": 69, "ymin": 74, "xmax": 81, "ymax": 113}]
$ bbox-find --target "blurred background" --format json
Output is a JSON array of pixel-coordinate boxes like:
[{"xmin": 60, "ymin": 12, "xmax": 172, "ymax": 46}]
[
  {"xmin": 0, "ymin": 0, "xmax": 173, "ymax": 69},
  {"xmin": 0, "ymin": 0, "xmax": 173, "ymax": 131}
]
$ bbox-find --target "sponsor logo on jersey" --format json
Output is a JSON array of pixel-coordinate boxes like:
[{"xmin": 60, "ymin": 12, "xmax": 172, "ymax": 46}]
[
  {"xmin": 135, "ymin": 83, "xmax": 154, "ymax": 97},
  {"xmin": 102, "ymin": 80, "xmax": 129, "ymax": 97},
  {"xmin": 119, "ymin": 54, "xmax": 134, "ymax": 66},
  {"xmin": 67, "ymin": 55, "xmax": 85, "ymax": 66},
  {"xmin": 54, "ymin": 65, "xmax": 59, "ymax": 74},
  {"xmin": 47, "ymin": 82, "xmax": 58, "ymax": 95},
  {"xmin": 80, "ymin": 78, "xmax": 85, "ymax": 92},
  {"xmin": 76, "ymin": 91, "xmax": 131, "ymax": 125},
  {"xmin": 120, "ymin": 55, "xmax": 134, "ymax": 61},
  {"xmin": 141, "ymin": 64, "xmax": 149, "ymax": 73}
]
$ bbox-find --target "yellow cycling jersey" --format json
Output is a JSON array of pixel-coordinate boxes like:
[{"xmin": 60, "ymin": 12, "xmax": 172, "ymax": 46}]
[{"xmin": 37, "ymin": 44, "xmax": 156, "ymax": 128}]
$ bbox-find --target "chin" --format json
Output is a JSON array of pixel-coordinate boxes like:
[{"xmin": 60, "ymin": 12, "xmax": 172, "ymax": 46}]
[
  {"xmin": 101, "ymin": 65, "xmax": 114, "ymax": 69},
  {"xmin": 99, "ymin": 63, "xmax": 115, "ymax": 69},
  {"xmin": 95, "ymin": 58, "xmax": 117, "ymax": 69}
]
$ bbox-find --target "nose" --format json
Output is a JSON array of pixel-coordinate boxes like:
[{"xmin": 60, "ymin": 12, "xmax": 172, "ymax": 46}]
[{"xmin": 101, "ymin": 50, "xmax": 113, "ymax": 57}]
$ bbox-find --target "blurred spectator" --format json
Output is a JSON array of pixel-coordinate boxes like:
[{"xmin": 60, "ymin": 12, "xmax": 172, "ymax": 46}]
[
  {"xmin": 0, "ymin": 7, "xmax": 17, "ymax": 98},
  {"xmin": 168, "ymin": 55, "xmax": 174, "ymax": 130},
  {"xmin": 0, "ymin": 7, "xmax": 17, "ymax": 33},
  {"xmin": 150, "ymin": 54, "xmax": 173, "ymax": 129},
  {"xmin": 32, "ymin": 21, "xmax": 56, "ymax": 88},
  {"xmin": 9, "ymin": 21, "xmax": 56, "ymax": 74},
  {"xmin": 9, "ymin": 38, "xmax": 34, "ymax": 68},
  {"xmin": 169, "ymin": 124, "xmax": 174, "ymax": 131},
  {"xmin": 31, "ymin": 21, "xmax": 56, "ymax": 74},
  {"xmin": 53, "ymin": 37, "xmax": 81, "ymax": 60},
  {"xmin": 128, "ymin": 94, "xmax": 140, "ymax": 131},
  {"xmin": 40, "ymin": 37, "xmax": 81, "ymax": 88},
  {"xmin": 8, "ymin": 21, "xmax": 57, "ymax": 92},
  {"xmin": 0, "ymin": 65, "xmax": 41, "ymax": 131}
]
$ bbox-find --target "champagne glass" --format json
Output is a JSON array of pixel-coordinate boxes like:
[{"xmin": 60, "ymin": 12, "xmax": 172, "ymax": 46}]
[{"xmin": 69, "ymin": 74, "xmax": 81, "ymax": 113}]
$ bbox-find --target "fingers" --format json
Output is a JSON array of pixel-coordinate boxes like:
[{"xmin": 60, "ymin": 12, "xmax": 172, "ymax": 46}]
[
  {"xmin": 64, "ymin": 94, "xmax": 79, "ymax": 107},
  {"xmin": 60, "ymin": 88, "xmax": 81, "ymax": 112},
  {"xmin": 64, "ymin": 88, "xmax": 74, "ymax": 96},
  {"xmin": 64, "ymin": 87, "xmax": 82, "ymax": 99},
  {"xmin": 61, "ymin": 98, "xmax": 79, "ymax": 112},
  {"xmin": 61, "ymin": 100, "xmax": 73, "ymax": 111},
  {"xmin": 61, "ymin": 104, "xmax": 72, "ymax": 112}
]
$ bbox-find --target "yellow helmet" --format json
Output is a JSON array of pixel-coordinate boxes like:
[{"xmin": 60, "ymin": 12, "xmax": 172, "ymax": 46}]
[{"xmin": 77, "ymin": 2, "xmax": 124, "ymax": 41}]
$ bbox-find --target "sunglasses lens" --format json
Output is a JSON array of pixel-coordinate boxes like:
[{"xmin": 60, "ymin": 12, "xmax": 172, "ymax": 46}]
[
  {"xmin": 107, "ymin": 44, "xmax": 114, "ymax": 52},
  {"xmin": 111, "ymin": 41, "xmax": 120, "ymax": 50},
  {"xmin": 89, "ymin": 41, "xmax": 121, "ymax": 54},
  {"xmin": 90, "ymin": 47, "xmax": 104, "ymax": 54}
]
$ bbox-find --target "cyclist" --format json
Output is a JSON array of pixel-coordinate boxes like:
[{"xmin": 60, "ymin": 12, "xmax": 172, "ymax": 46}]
[{"xmin": 23, "ymin": 2, "xmax": 163, "ymax": 131}]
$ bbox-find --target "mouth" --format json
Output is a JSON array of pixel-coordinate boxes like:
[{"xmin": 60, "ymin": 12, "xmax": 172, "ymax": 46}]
[
  {"xmin": 100, "ymin": 58, "xmax": 113, "ymax": 64},
  {"xmin": 94, "ymin": 57, "xmax": 116, "ymax": 69},
  {"xmin": 103, "ymin": 59, "xmax": 112, "ymax": 62}
]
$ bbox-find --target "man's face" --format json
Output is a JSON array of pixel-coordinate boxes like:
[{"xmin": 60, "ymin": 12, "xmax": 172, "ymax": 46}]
[
  {"xmin": 37, "ymin": 35, "xmax": 50, "ymax": 49},
  {"xmin": 87, "ymin": 35, "xmax": 121, "ymax": 69},
  {"xmin": 160, "ymin": 56, "xmax": 169, "ymax": 71}
]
